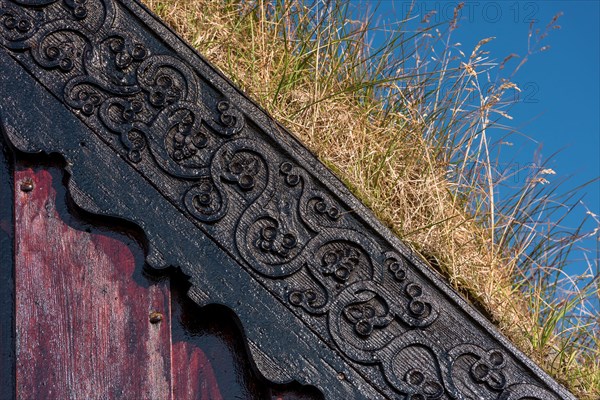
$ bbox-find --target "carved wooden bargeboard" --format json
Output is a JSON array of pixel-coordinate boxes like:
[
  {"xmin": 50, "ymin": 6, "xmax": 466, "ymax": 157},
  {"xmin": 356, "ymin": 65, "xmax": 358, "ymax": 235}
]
[{"xmin": 0, "ymin": 1, "xmax": 576, "ymax": 399}]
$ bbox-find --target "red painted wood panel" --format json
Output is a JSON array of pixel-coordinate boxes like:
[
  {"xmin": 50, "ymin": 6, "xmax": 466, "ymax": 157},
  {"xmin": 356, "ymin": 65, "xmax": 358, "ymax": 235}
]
[
  {"xmin": 14, "ymin": 165, "xmax": 172, "ymax": 399},
  {"xmin": 170, "ymin": 285, "xmax": 323, "ymax": 400},
  {"xmin": 12, "ymin": 162, "xmax": 321, "ymax": 399},
  {"xmin": 171, "ymin": 300, "xmax": 226, "ymax": 400},
  {"xmin": 171, "ymin": 282, "xmax": 270, "ymax": 400}
]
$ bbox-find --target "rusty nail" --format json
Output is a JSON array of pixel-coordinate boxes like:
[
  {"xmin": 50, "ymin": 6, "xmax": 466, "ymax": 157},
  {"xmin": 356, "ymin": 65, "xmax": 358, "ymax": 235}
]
[
  {"xmin": 20, "ymin": 178, "xmax": 34, "ymax": 193},
  {"xmin": 149, "ymin": 311, "xmax": 163, "ymax": 324}
]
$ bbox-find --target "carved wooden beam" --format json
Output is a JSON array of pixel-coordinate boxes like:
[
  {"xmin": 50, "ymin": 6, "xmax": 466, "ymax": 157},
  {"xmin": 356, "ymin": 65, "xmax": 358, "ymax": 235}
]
[{"xmin": 0, "ymin": 1, "xmax": 576, "ymax": 398}]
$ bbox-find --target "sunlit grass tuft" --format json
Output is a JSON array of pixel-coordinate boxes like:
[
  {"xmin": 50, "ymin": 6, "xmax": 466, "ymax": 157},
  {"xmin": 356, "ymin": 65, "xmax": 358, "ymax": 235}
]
[{"xmin": 143, "ymin": 0, "xmax": 599, "ymax": 397}]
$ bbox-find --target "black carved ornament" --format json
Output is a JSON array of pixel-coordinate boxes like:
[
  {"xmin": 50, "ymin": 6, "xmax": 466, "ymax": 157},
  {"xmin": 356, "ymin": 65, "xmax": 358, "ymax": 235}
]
[{"xmin": 0, "ymin": 1, "xmax": 575, "ymax": 399}]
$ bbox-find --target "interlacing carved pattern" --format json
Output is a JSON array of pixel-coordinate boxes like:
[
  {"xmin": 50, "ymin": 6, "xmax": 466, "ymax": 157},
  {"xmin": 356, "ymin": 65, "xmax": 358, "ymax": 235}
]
[{"xmin": 0, "ymin": 1, "xmax": 561, "ymax": 399}]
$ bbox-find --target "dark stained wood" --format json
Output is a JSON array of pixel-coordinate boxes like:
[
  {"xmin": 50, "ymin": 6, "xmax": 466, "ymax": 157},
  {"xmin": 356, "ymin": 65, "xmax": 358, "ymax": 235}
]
[
  {"xmin": 271, "ymin": 387, "xmax": 325, "ymax": 400},
  {"xmin": 0, "ymin": 0, "xmax": 576, "ymax": 398},
  {"xmin": 171, "ymin": 284, "xmax": 266, "ymax": 400},
  {"xmin": 14, "ymin": 165, "xmax": 172, "ymax": 399},
  {"xmin": 171, "ymin": 277, "xmax": 323, "ymax": 400},
  {"xmin": 172, "ymin": 342, "xmax": 223, "ymax": 400},
  {"xmin": 0, "ymin": 135, "xmax": 15, "ymax": 400},
  {"xmin": 10, "ymin": 161, "xmax": 320, "ymax": 399}
]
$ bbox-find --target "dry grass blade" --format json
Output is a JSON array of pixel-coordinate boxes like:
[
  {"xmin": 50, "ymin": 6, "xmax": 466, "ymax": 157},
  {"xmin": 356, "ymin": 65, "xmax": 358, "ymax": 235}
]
[{"xmin": 144, "ymin": 0, "xmax": 599, "ymax": 397}]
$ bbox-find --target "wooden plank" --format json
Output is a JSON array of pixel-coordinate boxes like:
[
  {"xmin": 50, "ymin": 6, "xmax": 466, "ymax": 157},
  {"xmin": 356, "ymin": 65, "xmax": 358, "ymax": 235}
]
[
  {"xmin": 0, "ymin": 136, "xmax": 15, "ymax": 400},
  {"xmin": 11, "ymin": 161, "xmax": 320, "ymax": 399},
  {"xmin": 171, "ymin": 282, "xmax": 267, "ymax": 400},
  {"xmin": 171, "ymin": 280, "xmax": 322, "ymax": 399},
  {"xmin": 0, "ymin": 1, "xmax": 575, "ymax": 397},
  {"xmin": 14, "ymin": 165, "xmax": 172, "ymax": 400},
  {"xmin": 171, "ymin": 312, "xmax": 228, "ymax": 398}
]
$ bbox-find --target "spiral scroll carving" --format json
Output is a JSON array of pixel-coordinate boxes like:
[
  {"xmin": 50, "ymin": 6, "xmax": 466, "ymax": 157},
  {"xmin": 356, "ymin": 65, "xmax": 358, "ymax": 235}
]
[{"xmin": 0, "ymin": 1, "xmax": 567, "ymax": 399}]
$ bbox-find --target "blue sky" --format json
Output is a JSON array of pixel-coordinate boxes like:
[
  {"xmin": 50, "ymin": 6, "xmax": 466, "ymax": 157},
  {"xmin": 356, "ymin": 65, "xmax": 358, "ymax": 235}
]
[{"xmin": 366, "ymin": 1, "xmax": 599, "ymax": 283}]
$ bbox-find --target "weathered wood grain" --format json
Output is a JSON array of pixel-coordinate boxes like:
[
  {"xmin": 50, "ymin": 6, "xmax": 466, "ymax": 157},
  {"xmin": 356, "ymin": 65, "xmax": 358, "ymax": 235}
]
[
  {"xmin": 171, "ymin": 279, "xmax": 270, "ymax": 400},
  {"xmin": 171, "ymin": 289, "xmax": 246, "ymax": 400},
  {"xmin": 171, "ymin": 284, "xmax": 323, "ymax": 400},
  {"xmin": 0, "ymin": 135, "xmax": 15, "ymax": 400},
  {"xmin": 14, "ymin": 165, "xmax": 172, "ymax": 400},
  {"xmin": 11, "ymin": 162, "xmax": 319, "ymax": 399},
  {"xmin": 0, "ymin": 0, "xmax": 576, "ymax": 398}
]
